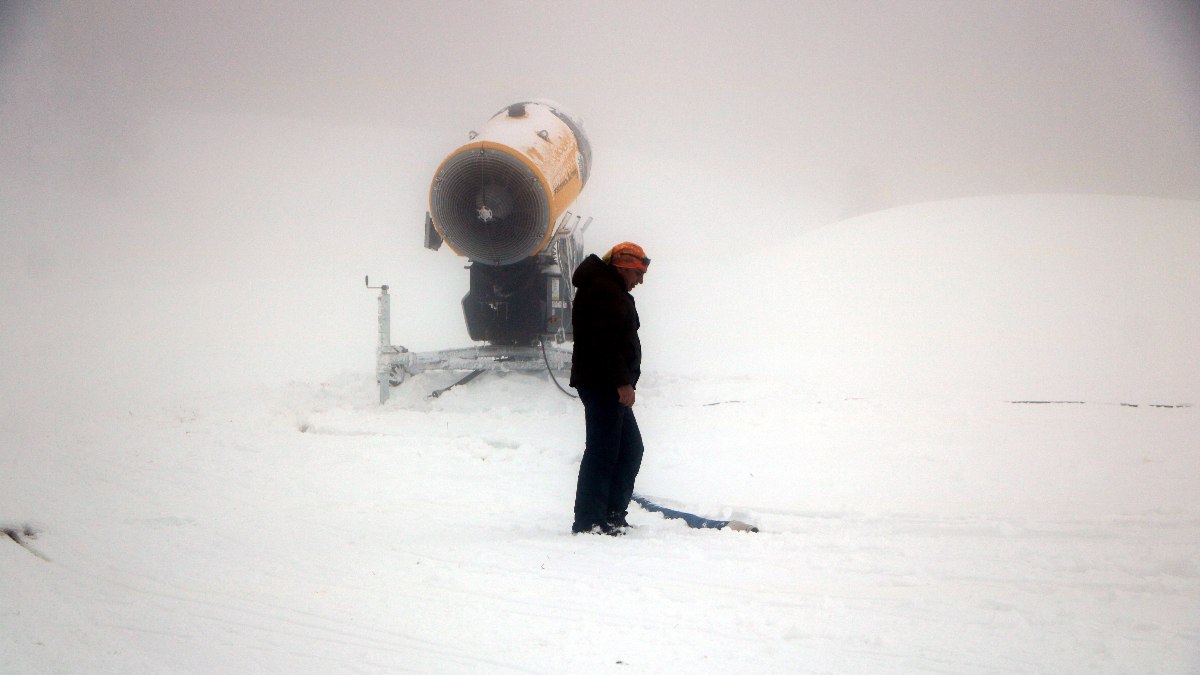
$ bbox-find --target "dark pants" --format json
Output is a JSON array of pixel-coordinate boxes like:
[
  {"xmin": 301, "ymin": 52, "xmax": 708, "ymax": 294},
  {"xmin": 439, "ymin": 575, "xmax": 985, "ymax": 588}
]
[{"xmin": 572, "ymin": 386, "xmax": 645, "ymax": 530}]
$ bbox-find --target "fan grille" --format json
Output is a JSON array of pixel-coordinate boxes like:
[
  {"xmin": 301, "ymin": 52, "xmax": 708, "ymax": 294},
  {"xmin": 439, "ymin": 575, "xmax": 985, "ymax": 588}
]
[{"xmin": 430, "ymin": 147, "xmax": 551, "ymax": 266}]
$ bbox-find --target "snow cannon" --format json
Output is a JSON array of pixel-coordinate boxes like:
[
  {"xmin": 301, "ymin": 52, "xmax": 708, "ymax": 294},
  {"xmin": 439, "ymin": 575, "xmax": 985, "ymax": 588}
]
[
  {"xmin": 424, "ymin": 101, "xmax": 593, "ymax": 345},
  {"xmin": 427, "ymin": 101, "xmax": 592, "ymax": 266}
]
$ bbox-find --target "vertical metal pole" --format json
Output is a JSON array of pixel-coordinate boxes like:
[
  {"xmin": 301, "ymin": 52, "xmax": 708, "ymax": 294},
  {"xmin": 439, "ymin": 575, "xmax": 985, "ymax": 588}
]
[{"xmin": 377, "ymin": 285, "xmax": 391, "ymax": 404}]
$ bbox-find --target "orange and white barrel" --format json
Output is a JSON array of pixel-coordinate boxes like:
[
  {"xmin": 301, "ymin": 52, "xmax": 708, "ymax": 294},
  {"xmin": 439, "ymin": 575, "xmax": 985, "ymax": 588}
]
[{"xmin": 428, "ymin": 101, "xmax": 592, "ymax": 266}]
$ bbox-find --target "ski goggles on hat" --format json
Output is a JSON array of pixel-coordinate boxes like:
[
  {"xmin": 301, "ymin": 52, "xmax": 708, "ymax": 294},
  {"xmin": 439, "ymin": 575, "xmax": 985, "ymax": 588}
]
[{"xmin": 611, "ymin": 253, "xmax": 651, "ymax": 271}]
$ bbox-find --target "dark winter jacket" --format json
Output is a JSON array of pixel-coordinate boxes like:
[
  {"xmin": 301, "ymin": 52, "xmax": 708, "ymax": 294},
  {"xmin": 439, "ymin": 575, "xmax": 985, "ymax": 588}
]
[{"xmin": 569, "ymin": 254, "xmax": 641, "ymax": 390}]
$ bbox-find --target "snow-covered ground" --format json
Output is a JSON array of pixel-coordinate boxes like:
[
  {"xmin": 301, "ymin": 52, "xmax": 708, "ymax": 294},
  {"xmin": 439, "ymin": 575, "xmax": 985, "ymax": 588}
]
[
  {"xmin": 3, "ymin": 371, "xmax": 1198, "ymax": 672},
  {"xmin": 3, "ymin": 195, "xmax": 1199, "ymax": 672}
]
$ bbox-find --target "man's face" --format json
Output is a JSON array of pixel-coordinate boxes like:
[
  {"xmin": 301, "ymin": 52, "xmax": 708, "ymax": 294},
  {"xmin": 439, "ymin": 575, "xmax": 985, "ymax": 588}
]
[{"xmin": 615, "ymin": 266, "xmax": 645, "ymax": 292}]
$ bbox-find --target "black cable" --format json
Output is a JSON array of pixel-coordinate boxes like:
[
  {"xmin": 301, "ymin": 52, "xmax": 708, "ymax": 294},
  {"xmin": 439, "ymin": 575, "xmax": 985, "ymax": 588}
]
[{"xmin": 540, "ymin": 338, "xmax": 578, "ymax": 399}]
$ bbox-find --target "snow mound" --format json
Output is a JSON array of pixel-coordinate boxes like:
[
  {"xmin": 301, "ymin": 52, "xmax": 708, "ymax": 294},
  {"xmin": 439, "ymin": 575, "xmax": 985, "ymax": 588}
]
[{"xmin": 652, "ymin": 194, "xmax": 1200, "ymax": 402}]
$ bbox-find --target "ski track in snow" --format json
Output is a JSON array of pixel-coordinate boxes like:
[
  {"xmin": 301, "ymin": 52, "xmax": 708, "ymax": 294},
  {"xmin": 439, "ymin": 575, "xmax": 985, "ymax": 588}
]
[{"xmin": 3, "ymin": 370, "xmax": 1199, "ymax": 672}]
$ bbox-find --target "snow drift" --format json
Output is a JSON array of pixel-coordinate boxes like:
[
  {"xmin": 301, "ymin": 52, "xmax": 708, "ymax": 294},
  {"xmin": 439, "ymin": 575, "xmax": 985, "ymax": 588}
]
[{"xmin": 653, "ymin": 194, "xmax": 1200, "ymax": 403}]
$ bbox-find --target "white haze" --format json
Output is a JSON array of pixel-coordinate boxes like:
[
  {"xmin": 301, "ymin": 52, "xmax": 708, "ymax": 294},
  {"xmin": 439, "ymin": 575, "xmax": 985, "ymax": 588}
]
[{"xmin": 2, "ymin": 2, "xmax": 1200, "ymax": 671}]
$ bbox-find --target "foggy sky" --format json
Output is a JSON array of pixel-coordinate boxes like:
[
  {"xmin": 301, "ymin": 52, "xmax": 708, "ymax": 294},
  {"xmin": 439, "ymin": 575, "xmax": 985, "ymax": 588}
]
[
  {"xmin": 1, "ymin": 1, "xmax": 1199, "ymax": 410},
  {"xmin": 3, "ymin": 0, "xmax": 1198, "ymax": 223}
]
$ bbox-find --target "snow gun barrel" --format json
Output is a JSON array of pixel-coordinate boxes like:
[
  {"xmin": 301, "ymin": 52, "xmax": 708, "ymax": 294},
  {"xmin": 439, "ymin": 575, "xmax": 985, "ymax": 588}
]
[{"xmin": 428, "ymin": 101, "xmax": 592, "ymax": 266}]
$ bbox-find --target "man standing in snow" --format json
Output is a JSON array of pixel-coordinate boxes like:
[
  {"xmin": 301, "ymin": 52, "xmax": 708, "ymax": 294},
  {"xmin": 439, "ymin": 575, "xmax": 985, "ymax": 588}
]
[{"xmin": 569, "ymin": 242, "xmax": 649, "ymax": 536}]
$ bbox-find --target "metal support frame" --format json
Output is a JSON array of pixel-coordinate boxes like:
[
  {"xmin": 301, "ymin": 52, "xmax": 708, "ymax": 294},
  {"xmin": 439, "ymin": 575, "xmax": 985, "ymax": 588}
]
[
  {"xmin": 369, "ymin": 210, "xmax": 589, "ymax": 404},
  {"xmin": 367, "ymin": 277, "xmax": 572, "ymax": 404}
]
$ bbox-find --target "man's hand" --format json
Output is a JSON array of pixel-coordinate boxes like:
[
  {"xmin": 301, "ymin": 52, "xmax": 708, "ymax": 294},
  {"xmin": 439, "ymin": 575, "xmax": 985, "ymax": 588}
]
[{"xmin": 617, "ymin": 384, "xmax": 636, "ymax": 407}]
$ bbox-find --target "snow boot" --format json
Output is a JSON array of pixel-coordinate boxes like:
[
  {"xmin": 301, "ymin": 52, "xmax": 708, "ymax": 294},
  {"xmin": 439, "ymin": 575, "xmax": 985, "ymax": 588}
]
[
  {"xmin": 572, "ymin": 521, "xmax": 625, "ymax": 536},
  {"xmin": 606, "ymin": 510, "xmax": 633, "ymax": 530}
]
